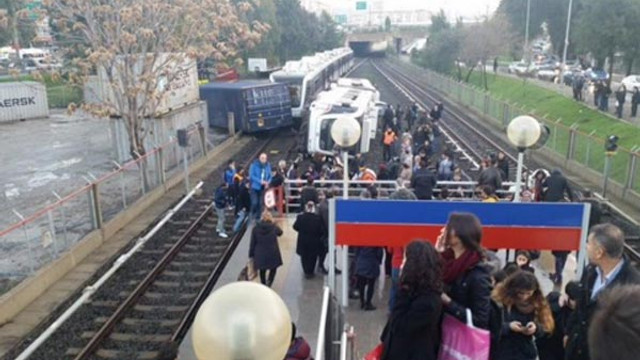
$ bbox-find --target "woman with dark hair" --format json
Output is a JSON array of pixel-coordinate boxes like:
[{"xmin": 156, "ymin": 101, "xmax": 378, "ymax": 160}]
[
  {"xmin": 492, "ymin": 271, "xmax": 554, "ymax": 360},
  {"xmin": 436, "ymin": 212, "xmax": 492, "ymax": 329},
  {"xmin": 249, "ymin": 210, "xmax": 283, "ymax": 287},
  {"xmin": 381, "ymin": 240, "xmax": 443, "ymax": 360}
]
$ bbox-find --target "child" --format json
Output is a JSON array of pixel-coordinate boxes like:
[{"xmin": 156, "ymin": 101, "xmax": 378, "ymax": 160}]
[
  {"xmin": 511, "ymin": 250, "xmax": 535, "ymax": 273},
  {"xmin": 537, "ymin": 281, "xmax": 580, "ymax": 360},
  {"xmin": 214, "ymin": 182, "xmax": 229, "ymax": 238},
  {"xmin": 492, "ymin": 271, "xmax": 555, "ymax": 360},
  {"xmin": 285, "ymin": 323, "xmax": 313, "ymax": 360}
]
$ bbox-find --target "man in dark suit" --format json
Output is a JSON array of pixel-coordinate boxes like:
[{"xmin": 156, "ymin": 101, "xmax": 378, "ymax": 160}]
[{"xmin": 565, "ymin": 223, "xmax": 640, "ymax": 360}]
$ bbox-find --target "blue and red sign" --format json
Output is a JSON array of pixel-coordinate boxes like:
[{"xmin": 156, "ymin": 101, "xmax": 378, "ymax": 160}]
[{"xmin": 335, "ymin": 200, "xmax": 589, "ymax": 251}]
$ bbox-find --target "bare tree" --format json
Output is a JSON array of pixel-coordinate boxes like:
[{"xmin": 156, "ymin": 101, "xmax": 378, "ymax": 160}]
[
  {"xmin": 44, "ymin": 0, "xmax": 267, "ymax": 158},
  {"xmin": 459, "ymin": 15, "xmax": 514, "ymax": 89}
]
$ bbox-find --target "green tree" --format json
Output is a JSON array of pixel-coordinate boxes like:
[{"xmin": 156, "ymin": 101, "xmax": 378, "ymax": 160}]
[
  {"xmin": 574, "ymin": 0, "xmax": 629, "ymax": 82},
  {"xmin": 0, "ymin": 0, "xmax": 37, "ymax": 49},
  {"xmin": 235, "ymin": 0, "xmax": 280, "ymax": 64},
  {"xmin": 385, "ymin": 16, "xmax": 391, "ymax": 32},
  {"xmin": 319, "ymin": 11, "xmax": 344, "ymax": 50},
  {"xmin": 413, "ymin": 12, "xmax": 461, "ymax": 74},
  {"xmin": 430, "ymin": 9, "xmax": 450, "ymax": 35}
]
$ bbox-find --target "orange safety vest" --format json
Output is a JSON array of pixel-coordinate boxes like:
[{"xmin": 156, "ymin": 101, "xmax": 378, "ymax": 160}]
[{"xmin": 383, "ymin": 131, "xmax": 396, "ymax": 145}]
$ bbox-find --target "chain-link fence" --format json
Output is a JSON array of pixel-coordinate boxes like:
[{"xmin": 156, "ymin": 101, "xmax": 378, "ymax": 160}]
[
  {"xmin": 392, "ymin": 58, "xmax": 640, "ymax": 195},
  {"xmin": 0, "ymin": 125, "xmax": 211, "ymax": 293}
]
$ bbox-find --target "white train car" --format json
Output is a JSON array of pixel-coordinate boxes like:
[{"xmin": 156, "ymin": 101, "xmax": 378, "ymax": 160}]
[
  {"xmin": 270, "ymin": 47, "xmax": 354, "ymax": 119},
  {"xmin": 307, "ymin": 78, "xmax": 380, "ymax": 155}
]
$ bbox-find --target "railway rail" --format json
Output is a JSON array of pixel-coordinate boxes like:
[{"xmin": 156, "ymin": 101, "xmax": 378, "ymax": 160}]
[
  {"xmin": 370, "ymin": 58, "xmax": 640, "ymax": 266},
  {"xmin": 9, "ymin": 133, "xmax": 297, "ymax": 360}
]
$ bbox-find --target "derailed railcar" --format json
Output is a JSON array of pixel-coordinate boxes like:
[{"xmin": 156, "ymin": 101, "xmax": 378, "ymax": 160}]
[{"xmin": 200, "ymin": 81, "xmax": 293, "ymax": 133}]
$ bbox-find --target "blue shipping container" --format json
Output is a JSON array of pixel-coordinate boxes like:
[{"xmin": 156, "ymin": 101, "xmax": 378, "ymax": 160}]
[{"xmin": 200, "ymin": 81, "xmax": 293, "ymax": 133}]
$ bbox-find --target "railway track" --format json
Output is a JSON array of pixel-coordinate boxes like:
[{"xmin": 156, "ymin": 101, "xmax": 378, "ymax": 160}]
[
  {"xmin": 8, "ymin": 132, "xmax": 298, "ymax": 360},
  {"xmin": 371, "ymin": 58, "xmax": 640, "ymax": 266}
]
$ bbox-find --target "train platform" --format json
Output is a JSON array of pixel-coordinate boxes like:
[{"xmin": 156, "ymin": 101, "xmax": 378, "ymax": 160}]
[{"xmin": 177, "ymin": 214, "xmax": 579, "ymax": 359}]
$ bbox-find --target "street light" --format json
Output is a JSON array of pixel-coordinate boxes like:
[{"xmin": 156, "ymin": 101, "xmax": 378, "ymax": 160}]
[
  {"xmin": 507, "ymin": 115, "xmax": 550, "ymax": 202},
  {"xmin": 330, "ymin": 117, "xmax": 362, "ymax": 200},
  {"xmin": 561, "ymin": 0, "xmax": 575, "ymax": 75},
  {"xmin": 330, "ymin": 116, "xmax": 361, "ymax": 307}
]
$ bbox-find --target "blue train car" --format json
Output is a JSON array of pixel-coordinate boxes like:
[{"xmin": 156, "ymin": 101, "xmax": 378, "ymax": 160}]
[{"xmin": 200, "ymin": 81, "xmax": 293, "ymax": 133}]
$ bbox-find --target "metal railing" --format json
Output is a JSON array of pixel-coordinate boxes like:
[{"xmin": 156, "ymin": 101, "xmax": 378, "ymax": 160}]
[
  {"xmin": 0, "ymin": 125, "xmax": 210, "ymax": 292},
  {"xmin": 282, "ymin": 179, "xmax": 519, "ymax": 213},
  {"xmin": 391, "ymin": 58, "xmax": 640, "ymax": 197},
  {"xmin": 316, "ymin": 286, "xmax": 346, "ymax": 360}
]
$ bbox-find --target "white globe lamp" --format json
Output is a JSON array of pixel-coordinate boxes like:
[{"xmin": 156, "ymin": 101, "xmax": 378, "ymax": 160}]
[{"xmin": 191, "ymin": 282, "xmax": 292, "ymax": 360}]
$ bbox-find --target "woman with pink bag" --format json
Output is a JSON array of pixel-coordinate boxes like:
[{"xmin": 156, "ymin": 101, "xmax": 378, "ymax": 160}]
[{"xmin": 436, "ymin": 213, "xmax": 492, "ymax": 330}]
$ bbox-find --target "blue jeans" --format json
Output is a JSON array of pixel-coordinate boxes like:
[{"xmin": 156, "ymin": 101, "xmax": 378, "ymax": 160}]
[
  {"xmin": 389, "ymin": 268, "xmax": 400, "ymax": 312},
  {"xmin": 250, "ymin": 188, "xmax": 263, "ymax": 220}
]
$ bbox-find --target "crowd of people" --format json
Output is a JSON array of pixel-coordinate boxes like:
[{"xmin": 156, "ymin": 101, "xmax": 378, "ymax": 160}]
[{"xmin": 208, "ymin": 99, "xmax": 640, "ymax": 360}]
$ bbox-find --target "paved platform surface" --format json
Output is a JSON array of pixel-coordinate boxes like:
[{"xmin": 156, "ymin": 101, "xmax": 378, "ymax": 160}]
[
  {"xmin": 0, "ymin": 137, "xmax": 251, "ymax": 359},
  {"xmin": 177, "ymin": 214, "xmax": 578, "ymax": 359}
]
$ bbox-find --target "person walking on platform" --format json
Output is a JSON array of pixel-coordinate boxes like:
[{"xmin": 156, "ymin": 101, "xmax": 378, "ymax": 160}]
[
  {"xmin": 383, "ymin": 127, "xmax": 398, "ymax": 162},
  {"xmin": 293, "ymin": 201, "xmax": 326, "ymax": 278},
  {"xmin": 380, "ymin": 240, "xmax": 443, "ymax": 360},
  {"xmin": 631, "ymin": 87, "xmax": 639, "ymax": 117},
  {"xmin": 355, "ymin": 246, "xmax": 383, "ymax": 310},
  {"xmin": 316, "ymin": 190, "xmax": 336, "ymax": 275},
  {"xmin": 214, "ymin": 182, "xmax": 229, "ymax": 238},
  {"xmin": 249, "ymin": 153, "xmax": 272, "ymax": 220},
  {"xmin": 437, "ymin": 151, "xmax": 455, "ymax": 181},
  {"xmin": 411, "ymin": 159, "xmax": 437, "ymax": 200},
  {"xmin": 249, "ymin": 211, "xmax": 283, "ymax": 287},
  {"xmin": 543, "ymin": 169, "xmax": 574, "ymax": 285},
  {"xmin": 564, "ymin": 223, "xmax": 640, "ymax": 360},
  {"xmin": 435, "ymin": 212, "xmax": 492, "ymax": 329},
  {"xmin": 383, "ymin": 104, "xmax": 395, "ymax": 130},
  {"xmin": 492, "ymin": 271, "xmax": 555, "ymax": 360}
]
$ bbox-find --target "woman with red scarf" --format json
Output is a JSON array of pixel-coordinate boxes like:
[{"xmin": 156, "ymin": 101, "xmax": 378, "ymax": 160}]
[{"xmin": 435, "ymin": 212, "xmax": 492, "ymax": 329}]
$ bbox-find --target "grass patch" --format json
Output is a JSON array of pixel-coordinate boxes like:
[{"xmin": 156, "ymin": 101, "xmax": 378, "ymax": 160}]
[
  {"xmin": 464, "ymin": 72, "xmax": 640, "ymax": 150},
  {"xmin": 0, "ymin": 74, "xmax": 83, "ymax": 108}
]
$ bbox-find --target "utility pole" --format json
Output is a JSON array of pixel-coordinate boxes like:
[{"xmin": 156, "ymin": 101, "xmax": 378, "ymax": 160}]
[
  {"xmin": 561, "ymin": 0, "xmax": 574, "ymax": 72},
  {"xmin": 524, "ymin": 0, "xmax": 531, "ymax": 60}
]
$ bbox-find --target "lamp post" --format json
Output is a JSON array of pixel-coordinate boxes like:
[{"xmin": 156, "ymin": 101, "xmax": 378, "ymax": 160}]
[
  {"xmin": 329, "ymin": 117, "xmax": 361, "ymax": 307},
  {"xmin": 561, "ymin": 0, "xmax": 574, "ymax": 75},
  {"xmin": 507, "ymin": 116, "xmax": 549, "ymax": 202},
  {"xmin": 603, "ymin": 135, "xmax": 619, "ymax": 198},
  {"xmin": 524, "ymin": 0, "xmax": 531, "ymax": 59}
]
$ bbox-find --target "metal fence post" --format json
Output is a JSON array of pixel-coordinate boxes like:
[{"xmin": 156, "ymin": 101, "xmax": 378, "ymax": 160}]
[
  {"xmin": 52, "ymin": 191, "xmax": 69, "ymax": 249},
  {"xmin": 89, "ymin": 183, "xmax": 103, "ymax": 230},
  {"xmin": 567, "ymin": 126, "xmax": 577, "ymax": 161},
  {"xmin": 46, "ymin": 208, "xmax": 59, "ymax": 256},
  {"xmin": 625, "ymin": 152, "xmax": 637, "ymax": 193},
  {"xmin": 12, "ymin": 210, "xmax": 35, "ymax": 274},
  {"xmin": 198, "ymin": 123, "xmax": 207, "ymax": 156},
  {"xmin": 157, "ymin": 147, "xmax": 166, "ymax": 185}
]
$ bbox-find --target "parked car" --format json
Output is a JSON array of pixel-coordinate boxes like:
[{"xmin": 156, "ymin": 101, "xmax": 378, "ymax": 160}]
[
  {"xmin": 621, "ymin": 75, "xmax": 640, "ymax": 91},
  {"xmin": 537, "ymin": 68, "xmax": 560, "ymax": 82},
  {"xmin": 508, "ymin": 61, "xmax": 535, "ymax": 77},
  {"xmin": 584, "ymin": 68, "xmax": 609, "ymax": 82}
]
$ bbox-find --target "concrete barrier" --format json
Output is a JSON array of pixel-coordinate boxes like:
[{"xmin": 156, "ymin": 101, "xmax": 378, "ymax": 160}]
[{"xmin": 0, "ymin": 133, "xmax": 242, "ymax": 325}]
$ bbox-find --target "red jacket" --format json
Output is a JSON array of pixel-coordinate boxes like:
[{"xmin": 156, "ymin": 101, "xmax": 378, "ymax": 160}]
[
  {"xmin": 388, "ymin": 246, "xmax": 404, "ymax": 269},
  {"xmin": 285, "ymin": 337, "xmax": 313, "ymax": 360}
]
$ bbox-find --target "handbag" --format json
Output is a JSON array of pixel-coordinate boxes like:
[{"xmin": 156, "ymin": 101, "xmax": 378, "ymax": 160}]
[
  {"xmin": 438, "ymin": 309, "xmax": 490, "ymax": 360},
  {"xmin": 363, "ymin": 343, "xmax": 383, "ymax": 360}
]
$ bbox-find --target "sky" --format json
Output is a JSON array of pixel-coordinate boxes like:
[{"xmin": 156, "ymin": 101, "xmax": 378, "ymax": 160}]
[{"xmin": 329, "ymin": 0, "xmax": 502, "ymax": 20}]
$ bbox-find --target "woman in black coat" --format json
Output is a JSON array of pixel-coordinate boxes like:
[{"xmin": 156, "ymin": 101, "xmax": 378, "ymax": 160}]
[
  {"xmin": 436, "ymin": 212, "xmax": 492, "ymax": 329},
  {"xmin": 355, "ymin": 246, "xmax": 383, "ymax": 310},
  {"xmin": 381, "ymin": 240, "xmax": 443, "ymax": 360},
  {"xmin": 249, "ymin": 211, "xmax": 283, "ymax": 287},
  {"xmin": 293, "ymin": 201, "xmax": 326, "ymax": 278}
]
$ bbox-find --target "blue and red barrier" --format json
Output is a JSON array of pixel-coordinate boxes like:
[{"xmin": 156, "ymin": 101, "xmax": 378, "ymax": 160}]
[{"xmin": 335, "ymin": 200, "xmax": 589, "ymax": 251}]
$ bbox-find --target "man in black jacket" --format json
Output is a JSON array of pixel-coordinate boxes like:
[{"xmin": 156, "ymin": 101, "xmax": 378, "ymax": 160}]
[
  {"xmin": 410, "ymin": 159, "xmax": 437, "ymax": 200},
  {"xmin": 543, "ymin": 169, "xmax": 574, "ymax": 202},
  {"xmin": 565, "ymin": 223, "xmax": 640, "ymax": 360},
  {"xmin": 477, "ymin": 157, "xmax": 502, "ymax": 192}
]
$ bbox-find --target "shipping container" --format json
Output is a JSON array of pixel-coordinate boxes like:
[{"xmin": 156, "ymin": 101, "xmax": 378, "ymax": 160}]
[
  {"xmin": 0, "ymin": 82, "xmax": 49, "ymax": 123},
  {"xmin": 200, "ymin": 81, "xmax": 292, "ymax": 133},
  {"xmin": 110, "ymin": 101, "xmax": 208, "ymax": 163},
  {"xmin": 95, "ymin": 53, "xmax": 199, "ymax": 117}
]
